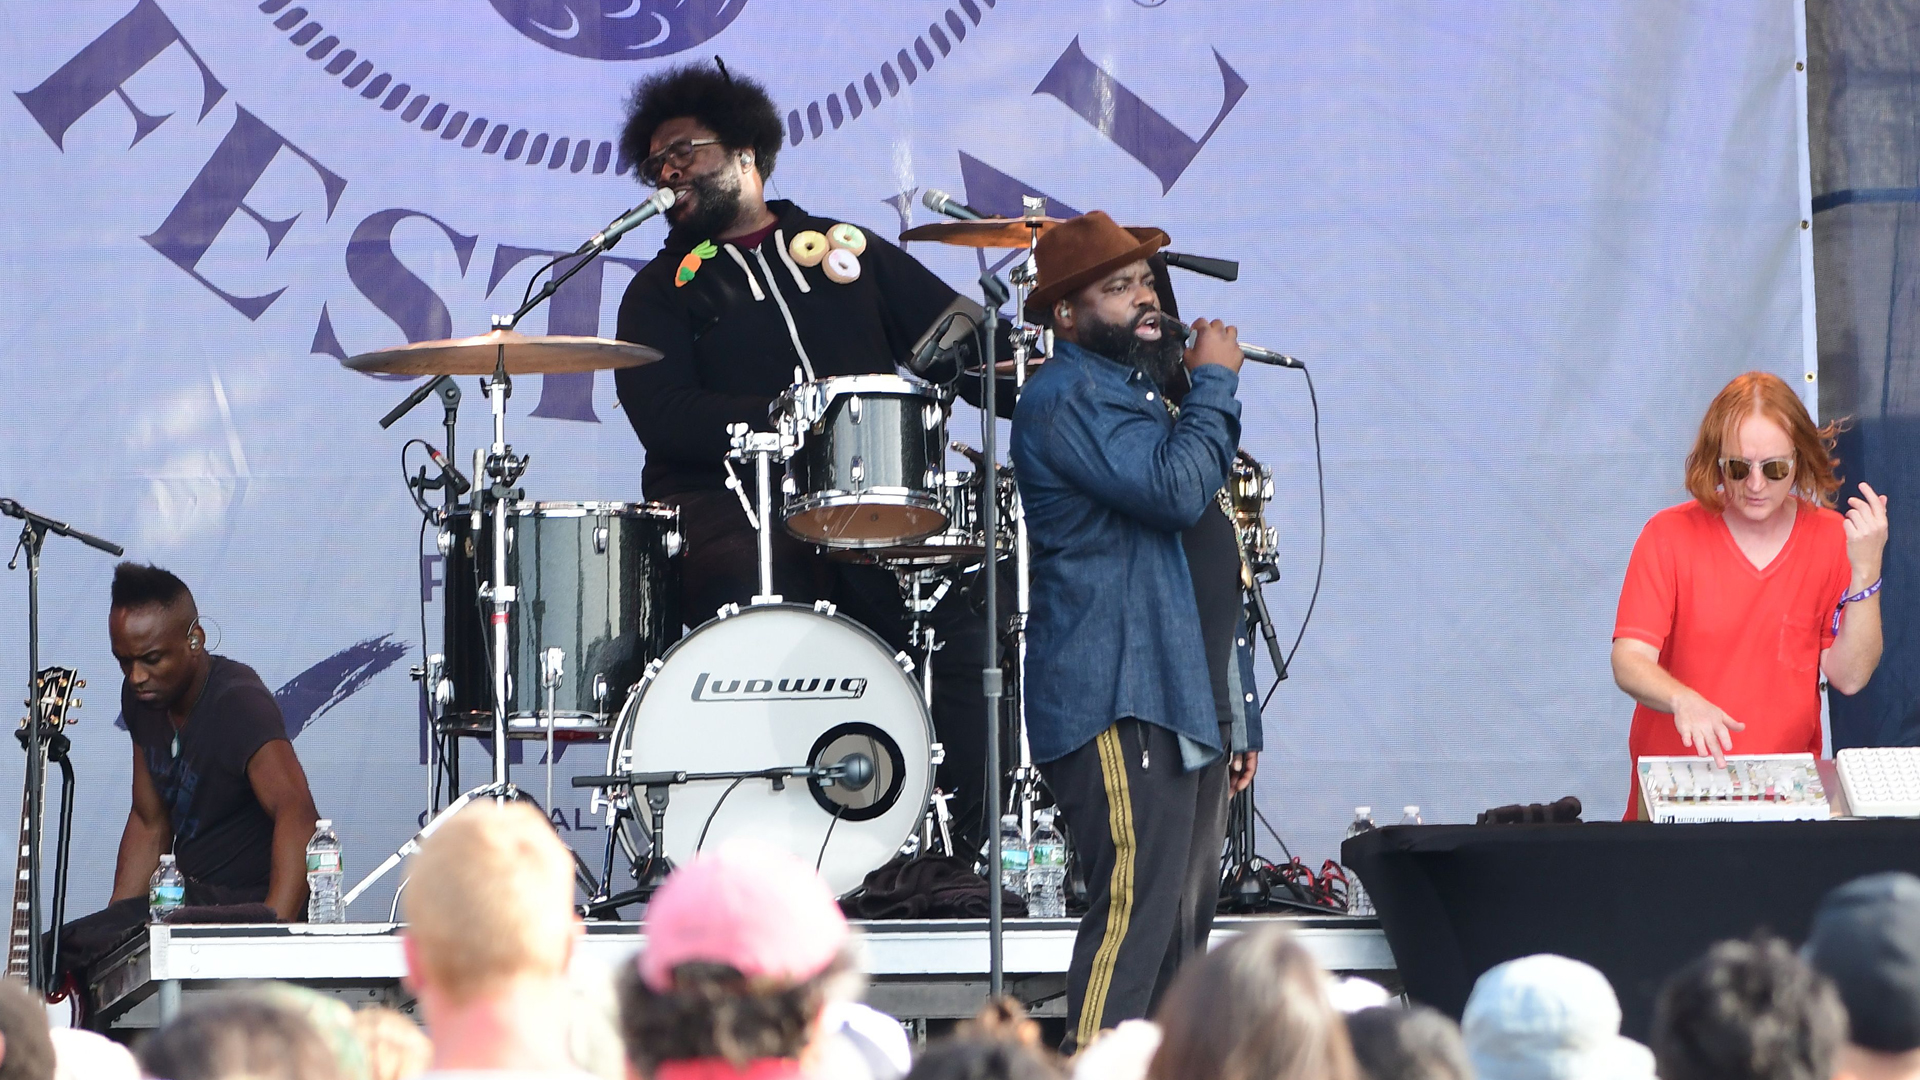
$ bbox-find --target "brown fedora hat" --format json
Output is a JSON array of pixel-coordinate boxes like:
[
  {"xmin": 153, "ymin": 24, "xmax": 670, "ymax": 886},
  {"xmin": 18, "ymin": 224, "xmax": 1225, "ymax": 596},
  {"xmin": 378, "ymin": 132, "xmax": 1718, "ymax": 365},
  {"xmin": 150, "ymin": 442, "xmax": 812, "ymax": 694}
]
[{"xmin": 1024, "ymin": 211, "xmax": 1169, "ymax": 322}]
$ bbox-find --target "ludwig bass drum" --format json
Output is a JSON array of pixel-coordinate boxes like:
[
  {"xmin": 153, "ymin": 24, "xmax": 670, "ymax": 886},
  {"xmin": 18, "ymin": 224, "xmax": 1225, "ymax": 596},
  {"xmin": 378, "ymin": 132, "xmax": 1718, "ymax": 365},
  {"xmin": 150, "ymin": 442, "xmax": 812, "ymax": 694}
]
[{"xmin": 603, "ymin": 603, "xmax": 933, "ymax": 896}]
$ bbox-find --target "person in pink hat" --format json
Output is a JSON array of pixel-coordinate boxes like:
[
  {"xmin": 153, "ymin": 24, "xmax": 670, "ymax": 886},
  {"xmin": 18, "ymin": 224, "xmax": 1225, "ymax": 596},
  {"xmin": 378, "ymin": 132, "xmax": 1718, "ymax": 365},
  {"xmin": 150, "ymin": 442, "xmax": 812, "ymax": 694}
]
[{"xmin": 615, "ymin": 840, "xmax": 865, "ymax": 1080}]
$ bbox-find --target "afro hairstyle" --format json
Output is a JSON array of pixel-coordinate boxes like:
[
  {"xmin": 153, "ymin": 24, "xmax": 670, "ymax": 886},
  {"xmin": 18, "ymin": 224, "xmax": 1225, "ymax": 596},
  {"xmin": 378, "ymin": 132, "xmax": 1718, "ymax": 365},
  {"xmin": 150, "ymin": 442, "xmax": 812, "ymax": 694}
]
[{"xmin": 620, "ymin": 61, "xmax": 783, "ymax": 181}]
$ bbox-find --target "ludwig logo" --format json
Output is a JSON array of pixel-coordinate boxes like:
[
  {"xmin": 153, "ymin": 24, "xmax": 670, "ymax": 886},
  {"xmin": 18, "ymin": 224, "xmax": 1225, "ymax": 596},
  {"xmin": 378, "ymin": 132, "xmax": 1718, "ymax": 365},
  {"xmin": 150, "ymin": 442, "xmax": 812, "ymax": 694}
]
[
  {"xmin": 691, "ymin": 672, "xmax": 868, "ymax": 702},
  {"xmin": 487, "ymin": 0, "xmax": 750, "ymax": 60}
]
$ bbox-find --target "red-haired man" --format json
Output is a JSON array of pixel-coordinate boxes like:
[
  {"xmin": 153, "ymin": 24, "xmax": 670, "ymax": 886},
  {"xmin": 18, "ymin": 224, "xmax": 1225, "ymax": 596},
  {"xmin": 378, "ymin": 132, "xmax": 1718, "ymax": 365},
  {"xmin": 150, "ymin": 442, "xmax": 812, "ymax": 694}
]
[{"xmin": 1612, "ymin": 372, "xmax": 1888, "ymax": 817}]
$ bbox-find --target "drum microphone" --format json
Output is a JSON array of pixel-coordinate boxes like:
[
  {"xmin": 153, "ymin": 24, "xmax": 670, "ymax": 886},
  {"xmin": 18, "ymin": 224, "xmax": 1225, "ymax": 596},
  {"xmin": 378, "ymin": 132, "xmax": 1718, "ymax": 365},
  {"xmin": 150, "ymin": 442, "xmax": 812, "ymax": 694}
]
[
  {"xmin": 423, "ymin": 443, "xmax": 471, "ymax": 495},
  {"xmin": 579, "ymin": 187, "xmax": 677, "ymax": 253},
  {"xmin": 922, "ymin": 188, "xmax": 986, "ymax": 221},
  {"xmin": 815, "ymin": 751, "xmax": 876, "ymax": 791},
  {"xmin": 1161, "ymin": 319, "xmax": 1303, "ymax": 369}
]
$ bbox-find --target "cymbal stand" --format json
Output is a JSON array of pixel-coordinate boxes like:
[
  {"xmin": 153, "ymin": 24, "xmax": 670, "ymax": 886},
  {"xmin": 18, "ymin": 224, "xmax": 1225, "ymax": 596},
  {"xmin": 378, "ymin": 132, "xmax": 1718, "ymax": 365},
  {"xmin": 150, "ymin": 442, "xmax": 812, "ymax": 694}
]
[
  {"xmin": 1004, "ymin": 196, "xmax": 1048, "ymax": 842},
  {"xmin": 353, "ymin": 244, "xmax": 624, "ymax": 914}
]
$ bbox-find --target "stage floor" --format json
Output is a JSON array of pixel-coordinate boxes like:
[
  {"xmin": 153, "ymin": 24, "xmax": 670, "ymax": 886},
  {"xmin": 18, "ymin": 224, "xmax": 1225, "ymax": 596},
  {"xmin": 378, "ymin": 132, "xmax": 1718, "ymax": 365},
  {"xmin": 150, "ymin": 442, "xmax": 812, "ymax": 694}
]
[{"xmin": 88, "ymin": 914, "xmax": 1393, "ymax": 1029}]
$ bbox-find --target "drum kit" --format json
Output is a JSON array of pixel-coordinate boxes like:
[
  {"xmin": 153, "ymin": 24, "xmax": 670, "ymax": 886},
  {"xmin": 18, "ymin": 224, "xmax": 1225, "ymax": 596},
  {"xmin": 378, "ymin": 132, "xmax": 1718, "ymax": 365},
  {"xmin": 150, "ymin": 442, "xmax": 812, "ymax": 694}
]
[{"xmin": 332, "ymin": 198, "xmax": 1283, "ymax": 914}]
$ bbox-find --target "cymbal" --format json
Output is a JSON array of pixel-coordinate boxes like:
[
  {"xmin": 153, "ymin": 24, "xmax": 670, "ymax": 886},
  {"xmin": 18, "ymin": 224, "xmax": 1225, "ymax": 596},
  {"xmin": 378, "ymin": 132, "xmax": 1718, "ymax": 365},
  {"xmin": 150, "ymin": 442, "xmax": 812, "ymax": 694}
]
[
  {"xmin": 900, "ymin": 217, "xmax": 1061, "ymax": 248},
  {"xmin": 344, "ymin": 328, "xmax": 663, "ymax": 376}
]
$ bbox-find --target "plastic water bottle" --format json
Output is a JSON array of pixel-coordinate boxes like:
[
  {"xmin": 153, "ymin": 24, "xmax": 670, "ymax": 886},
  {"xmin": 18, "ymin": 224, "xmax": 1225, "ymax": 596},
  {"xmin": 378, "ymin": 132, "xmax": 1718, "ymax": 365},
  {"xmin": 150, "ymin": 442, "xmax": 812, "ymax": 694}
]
[
  {"xmin": 1343, "ymin": 807, "xmax": 1377, "ymax": 917},
  {"xmin": 148, "ymin": 854, "xmax": 184, "ymax": 924},
  {"xmin": 998, "ymin": 814, "xmax": 1030, "ymax": 902},
  {"xmin": 1027, "ymin": 808, "xmax": 1068, "ymax": 918},
  {"xmin": 1399, "ymin": 806, "xmax": 1424, "ymax": 826},
  {"xmin": 305, "ymin": 818, "xmax": 344, "ymax": 924}
]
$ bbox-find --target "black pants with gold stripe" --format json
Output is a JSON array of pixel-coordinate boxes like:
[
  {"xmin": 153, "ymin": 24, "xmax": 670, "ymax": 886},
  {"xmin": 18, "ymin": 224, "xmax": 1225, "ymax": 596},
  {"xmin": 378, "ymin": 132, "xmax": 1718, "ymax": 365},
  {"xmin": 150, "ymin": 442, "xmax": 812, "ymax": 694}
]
[{"xmin": 1040, "ymin": 718, "xmax": 1231, "ymax": 1052}]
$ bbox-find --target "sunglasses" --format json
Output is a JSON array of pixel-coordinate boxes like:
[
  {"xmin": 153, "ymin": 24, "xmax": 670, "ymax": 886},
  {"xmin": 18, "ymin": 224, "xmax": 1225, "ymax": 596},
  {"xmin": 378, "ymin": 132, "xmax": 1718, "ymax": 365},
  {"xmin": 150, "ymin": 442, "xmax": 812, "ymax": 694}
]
[
  {"xmin": 639, "ymin": 138, "xmax": 723, "ymax": 186},
  {"xmin": 1720, "ymin": 456, "xmax": 1793, "ymax": 482}
]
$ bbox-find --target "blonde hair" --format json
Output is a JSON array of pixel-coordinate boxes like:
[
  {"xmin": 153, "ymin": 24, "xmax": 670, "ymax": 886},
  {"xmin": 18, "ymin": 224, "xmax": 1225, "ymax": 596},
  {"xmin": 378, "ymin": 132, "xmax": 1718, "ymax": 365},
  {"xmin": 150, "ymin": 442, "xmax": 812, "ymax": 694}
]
[
  {"xmin": 352, "ymin": 1005, "xmax": 433, "ymax": 1080},
  {"xmin": 401, "ymin": 800, "xmax": 577, "ymax": 1003}
]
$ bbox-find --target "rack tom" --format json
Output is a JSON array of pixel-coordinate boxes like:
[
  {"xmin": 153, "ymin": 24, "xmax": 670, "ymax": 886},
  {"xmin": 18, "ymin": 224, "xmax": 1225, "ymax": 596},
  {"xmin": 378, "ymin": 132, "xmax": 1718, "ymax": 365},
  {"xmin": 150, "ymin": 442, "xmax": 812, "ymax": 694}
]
[{"xmin": 777, "ymin": 375, "xmax": 950, "ymax": 548}]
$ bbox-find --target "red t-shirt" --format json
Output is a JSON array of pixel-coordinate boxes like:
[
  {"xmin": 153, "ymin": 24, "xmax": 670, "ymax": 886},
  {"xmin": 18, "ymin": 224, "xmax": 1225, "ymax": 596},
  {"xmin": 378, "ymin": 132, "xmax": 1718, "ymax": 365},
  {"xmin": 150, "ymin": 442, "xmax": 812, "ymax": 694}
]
[{"xmin": 1613, "ymin": 499, "xmax": 1852, "ymax": 817}]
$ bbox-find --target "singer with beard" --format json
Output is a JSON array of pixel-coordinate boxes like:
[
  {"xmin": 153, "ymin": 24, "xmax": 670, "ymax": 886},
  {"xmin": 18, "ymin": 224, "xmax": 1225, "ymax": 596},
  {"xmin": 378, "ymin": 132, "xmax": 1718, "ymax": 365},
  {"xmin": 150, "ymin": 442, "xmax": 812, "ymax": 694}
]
[
  {"xmin": 610, "ymin": 61, "xmax": 1005, "ymax": 849},
  {"xmin": 1010, "ymin": 212, "xmax": 1263, "ymax": 1050}
]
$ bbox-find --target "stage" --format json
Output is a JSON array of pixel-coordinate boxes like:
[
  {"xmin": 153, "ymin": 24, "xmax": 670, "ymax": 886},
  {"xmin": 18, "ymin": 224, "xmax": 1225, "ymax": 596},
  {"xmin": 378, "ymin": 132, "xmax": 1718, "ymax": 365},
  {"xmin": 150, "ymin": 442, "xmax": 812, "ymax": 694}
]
[{"xmin": 84, "ymin": 914, "xmax": 1392, "ymax": 1030}]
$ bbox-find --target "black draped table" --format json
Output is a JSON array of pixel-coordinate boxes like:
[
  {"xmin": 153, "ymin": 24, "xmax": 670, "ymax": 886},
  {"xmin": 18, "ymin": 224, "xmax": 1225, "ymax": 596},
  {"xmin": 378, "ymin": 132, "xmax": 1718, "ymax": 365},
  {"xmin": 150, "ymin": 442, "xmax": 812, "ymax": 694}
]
[{"xmin": 1342, "ymin": 820, "xmax": 1920, "ymax": 1040}]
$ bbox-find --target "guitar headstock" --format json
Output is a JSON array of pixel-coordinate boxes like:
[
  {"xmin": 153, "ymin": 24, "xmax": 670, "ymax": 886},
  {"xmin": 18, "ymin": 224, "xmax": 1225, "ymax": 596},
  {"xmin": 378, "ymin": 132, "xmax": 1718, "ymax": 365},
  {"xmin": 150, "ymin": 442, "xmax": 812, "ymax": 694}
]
[{"xmin": 17, "ymin": 667, "xmax": 81, "ymax": 734}]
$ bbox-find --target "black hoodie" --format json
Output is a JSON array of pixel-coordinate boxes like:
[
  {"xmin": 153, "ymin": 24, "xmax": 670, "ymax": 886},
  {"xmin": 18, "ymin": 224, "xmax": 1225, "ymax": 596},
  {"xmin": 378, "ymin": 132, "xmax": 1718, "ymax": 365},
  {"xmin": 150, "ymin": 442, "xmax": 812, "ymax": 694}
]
[{"xmin": 613, "ymin": 199, "xmax": 968, "ymax": 499}]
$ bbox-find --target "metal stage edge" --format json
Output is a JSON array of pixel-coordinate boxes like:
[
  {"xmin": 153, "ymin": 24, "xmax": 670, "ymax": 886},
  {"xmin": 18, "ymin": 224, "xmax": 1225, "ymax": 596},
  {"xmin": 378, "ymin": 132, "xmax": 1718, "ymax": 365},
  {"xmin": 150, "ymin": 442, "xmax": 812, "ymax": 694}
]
[{"xmin": 89, "ymin": 914, "xmax": 1392, "ymax": 1030}]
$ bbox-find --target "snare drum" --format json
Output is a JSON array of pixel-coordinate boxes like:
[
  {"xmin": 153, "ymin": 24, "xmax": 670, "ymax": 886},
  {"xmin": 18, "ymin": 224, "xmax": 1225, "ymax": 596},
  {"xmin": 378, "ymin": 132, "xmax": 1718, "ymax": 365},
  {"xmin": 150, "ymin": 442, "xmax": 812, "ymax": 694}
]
[
  {"xmin": 778, "ymin": 375, "xmax": 949, "ymax": 548},
  {"xmin": 603, "ymin": 603, "xmax": 933, "ymax": 896},
  {"xmin": 440, "ymin": 501, "xmax": 681, "ymax": 738}
]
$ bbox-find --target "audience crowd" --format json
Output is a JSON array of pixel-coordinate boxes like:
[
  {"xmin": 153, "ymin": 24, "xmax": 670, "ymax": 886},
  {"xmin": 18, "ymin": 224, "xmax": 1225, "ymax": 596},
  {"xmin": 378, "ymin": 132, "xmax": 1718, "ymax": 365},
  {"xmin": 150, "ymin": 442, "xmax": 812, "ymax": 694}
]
[{"xmin": 5, "ymin": 802, "xmax": 1915, "ymax": 1080}]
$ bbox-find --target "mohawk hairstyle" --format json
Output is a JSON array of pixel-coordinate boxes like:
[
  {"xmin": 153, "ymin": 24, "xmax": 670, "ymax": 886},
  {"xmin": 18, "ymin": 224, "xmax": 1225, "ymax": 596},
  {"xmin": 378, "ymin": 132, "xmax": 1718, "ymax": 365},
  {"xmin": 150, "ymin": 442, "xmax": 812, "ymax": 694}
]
[
  {"xmin": 619, "ymin": 60, "xmax": 783, "ymax": 181},
  {"xmin": 110, "ymin": 562, "xmax": 191, "ymax": 611}
]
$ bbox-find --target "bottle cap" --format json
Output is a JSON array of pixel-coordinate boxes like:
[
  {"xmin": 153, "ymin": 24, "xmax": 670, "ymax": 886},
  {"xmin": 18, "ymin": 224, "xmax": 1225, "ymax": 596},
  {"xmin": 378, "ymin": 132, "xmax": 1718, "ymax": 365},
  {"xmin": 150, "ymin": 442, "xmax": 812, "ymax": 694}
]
[
  {"xmin": 1000, "ymin": 814, "xmax": 1018, "ymax": 826},
  {"xmin": 315, "ymin": 818, "xmax": 332, "ymax": 829},
  {"xmin": 1403, "ymin": 806, "xmax": 1419, "ymax": 815},
  {"xmin": 159, "ymin": 853, "xmax": 174, "ymax": 864},
  {"xmin": 1355, "ymin": 806, "xmax": 1372, "ymax": 816}
]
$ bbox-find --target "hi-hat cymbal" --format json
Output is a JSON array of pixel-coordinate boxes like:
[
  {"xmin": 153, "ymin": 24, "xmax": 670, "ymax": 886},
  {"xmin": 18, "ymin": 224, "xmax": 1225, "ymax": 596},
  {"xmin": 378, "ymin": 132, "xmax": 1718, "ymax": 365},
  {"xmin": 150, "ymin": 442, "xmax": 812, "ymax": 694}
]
[
  {"xmin": 900, "ymin": 217, "xmax": 1062, "ymax": 248},
  {"xmin": 344, "ymin": 328, "xmax": 663, "ymax": 376}
]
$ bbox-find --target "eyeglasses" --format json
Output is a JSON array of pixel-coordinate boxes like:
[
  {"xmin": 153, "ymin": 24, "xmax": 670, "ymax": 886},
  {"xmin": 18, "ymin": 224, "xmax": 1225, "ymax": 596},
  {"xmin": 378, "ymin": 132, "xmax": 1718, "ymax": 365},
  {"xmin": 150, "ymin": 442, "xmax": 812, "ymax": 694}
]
[
  {"xmin": 639, "ymin": 138, "xmax": 722, "ymax": 186},
  {"xmin": 1720, "ymin": 456, "xmax": 1794, "ymax": 482}
]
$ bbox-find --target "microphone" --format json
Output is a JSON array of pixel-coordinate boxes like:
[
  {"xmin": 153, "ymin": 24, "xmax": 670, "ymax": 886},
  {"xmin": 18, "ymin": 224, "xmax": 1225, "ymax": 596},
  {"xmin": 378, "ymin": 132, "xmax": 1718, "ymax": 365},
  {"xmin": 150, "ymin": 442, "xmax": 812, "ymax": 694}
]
[
  {"xmin": 1161, "ymin": 251, "xmax": 1239, "ymax": 282},
  {"xmin": 580, "ymin": 187, "xmax": 677, "ymax": 252},
  {"xmin": 908, "ymin": 312, "xmax": 965, "ymax": 378},
  {"xmin": 922, "ymin": 188, "xmax": 985, "ymax": 221},
  {"xmin": 819, "ymin": 752, "xmax": 876, "ymax": 791},
  {"xmin": 1161, "ymin": 319, "xmax": 1303, "ymax": 369},
  {"xmin": 424, "ymin": 444, "xmax": 470, "ymax": 495}
]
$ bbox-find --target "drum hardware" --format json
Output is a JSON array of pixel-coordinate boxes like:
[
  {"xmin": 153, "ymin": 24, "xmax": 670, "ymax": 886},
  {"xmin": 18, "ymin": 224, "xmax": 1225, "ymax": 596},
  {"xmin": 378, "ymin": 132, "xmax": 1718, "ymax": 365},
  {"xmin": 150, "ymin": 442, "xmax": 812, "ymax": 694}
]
[
  {"xmin": 345, "ymin": 232, "xmax": 664, "ymax": 913},
  {"xmin": 572, "ymin": 752, "xmax": 876, "ymax": 917},
  {"xmin": 726, "ymin": 422, "xmax": 799, "ymax": 603},
  {"xmin": 541, "ymin": 647, "xmax": 564, "ymax": 812}
]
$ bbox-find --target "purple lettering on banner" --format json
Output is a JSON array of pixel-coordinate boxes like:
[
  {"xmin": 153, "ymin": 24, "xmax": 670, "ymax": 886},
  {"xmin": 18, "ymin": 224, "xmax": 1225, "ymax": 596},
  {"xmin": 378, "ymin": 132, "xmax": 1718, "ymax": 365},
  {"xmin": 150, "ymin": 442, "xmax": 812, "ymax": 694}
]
[
  {"xmin": 143, "ymin": 106, "xmax": 347, "ymax": 319},
  {"xmin": 486, "ymin": 246, "xmax": 646, "ymax": 422},
  {"xmin": 1033, "ymin": 36, "xmax": 1247, "ymax": 194},
  {"xmin": 14, "ymin": 0, "xmax": 225, "ymax": 150},
  {"xmin": 958, "ymin": 152, "xmax": 1080, "ymax": 219},
  {"xmin": 344, "ymin": 209, "xmax": 478, "ymax": 351}
]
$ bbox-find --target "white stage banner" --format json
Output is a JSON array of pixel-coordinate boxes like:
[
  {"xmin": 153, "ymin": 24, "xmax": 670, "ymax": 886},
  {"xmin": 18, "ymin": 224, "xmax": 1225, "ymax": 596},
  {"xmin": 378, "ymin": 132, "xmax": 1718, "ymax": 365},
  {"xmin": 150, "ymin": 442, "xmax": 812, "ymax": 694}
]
[{"xmin": 0, "ymin": 0, "xmax": 1808, "ymax": 920}]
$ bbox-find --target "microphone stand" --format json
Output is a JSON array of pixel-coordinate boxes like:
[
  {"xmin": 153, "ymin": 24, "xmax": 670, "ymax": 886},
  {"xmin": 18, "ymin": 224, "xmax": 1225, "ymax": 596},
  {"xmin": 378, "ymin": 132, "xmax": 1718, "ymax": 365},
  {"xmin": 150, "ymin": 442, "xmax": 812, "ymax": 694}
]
[
  {"xmin": 977, "ymin": 271, "xmax": 1010, "ymax": 997},
  {"xmin": 1, "ymin": 500, "xmax": 120, "ymax": 991}
]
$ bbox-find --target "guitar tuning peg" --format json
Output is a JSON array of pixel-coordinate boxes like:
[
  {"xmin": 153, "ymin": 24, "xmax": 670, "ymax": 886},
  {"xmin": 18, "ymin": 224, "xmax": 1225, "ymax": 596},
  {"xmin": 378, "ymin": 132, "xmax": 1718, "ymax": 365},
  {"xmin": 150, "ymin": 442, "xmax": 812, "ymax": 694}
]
[
  {"xmin": 69, "ymin": 699, "xmax": 81, "ymax": 711},
  {"xmin": 74, "ymin": 680, "xmax": 85, "ymax": 689}
]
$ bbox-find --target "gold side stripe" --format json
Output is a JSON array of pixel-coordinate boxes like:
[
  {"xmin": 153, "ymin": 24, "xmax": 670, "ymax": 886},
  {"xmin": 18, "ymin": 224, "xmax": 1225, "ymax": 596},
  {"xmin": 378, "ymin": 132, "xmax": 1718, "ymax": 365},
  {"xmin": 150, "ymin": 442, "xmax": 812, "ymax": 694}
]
[{"xmin": 1079, "ymin": 725, "xmax": 1137, "ymax": 1048}]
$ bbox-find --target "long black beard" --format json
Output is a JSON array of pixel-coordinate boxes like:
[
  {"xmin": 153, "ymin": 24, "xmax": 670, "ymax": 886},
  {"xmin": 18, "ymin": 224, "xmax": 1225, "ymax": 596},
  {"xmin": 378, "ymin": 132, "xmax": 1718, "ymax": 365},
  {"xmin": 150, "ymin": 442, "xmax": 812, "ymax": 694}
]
[
  {"xmin": 666, "ymin": 167, "xmax": 744, "ymax": 242},
  {"xmin": 1078, "ymin": 308, "xmax": 1186, "ymax": 390}
]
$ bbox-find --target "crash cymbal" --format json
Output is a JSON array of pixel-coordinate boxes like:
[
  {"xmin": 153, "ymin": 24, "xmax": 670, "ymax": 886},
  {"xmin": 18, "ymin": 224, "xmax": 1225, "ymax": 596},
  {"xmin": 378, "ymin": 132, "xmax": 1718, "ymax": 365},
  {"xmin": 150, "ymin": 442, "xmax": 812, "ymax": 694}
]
[
  {"xmin": 900, "ymin": 217, "xmax": 1062, "ymax": 248},
  {"xmin": 344, "ymin": 328, "xmax": 663, "ymax": 376}
]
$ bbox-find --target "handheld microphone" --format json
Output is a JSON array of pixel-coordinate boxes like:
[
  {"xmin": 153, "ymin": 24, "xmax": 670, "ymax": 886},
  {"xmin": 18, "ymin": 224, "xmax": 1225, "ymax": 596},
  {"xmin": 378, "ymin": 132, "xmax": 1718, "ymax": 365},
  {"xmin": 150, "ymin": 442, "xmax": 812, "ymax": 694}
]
[
  {"xmin": 1161, "ymin": 251, "xmax": 1240, "ymax": 282},
  {"xmin": 922, "ymin": 188, "xmax": 986, "ymax": 221},
  {"xmin": 423, "ymin": 444, "xmax": 471, "ymax": 495},
  {"xmin": 1161, "ymin": 319, "xmax": 1304, "ymax": 370},
  {"xmin": 580, "ymin": 187, "xmax": 677, "ymax": 252}
]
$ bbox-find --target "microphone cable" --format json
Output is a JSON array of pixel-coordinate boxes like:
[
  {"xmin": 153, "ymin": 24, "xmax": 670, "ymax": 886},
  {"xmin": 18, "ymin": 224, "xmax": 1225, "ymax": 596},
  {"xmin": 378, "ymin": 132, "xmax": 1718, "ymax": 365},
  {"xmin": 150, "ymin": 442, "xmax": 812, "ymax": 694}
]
[{"xmin": 1262, "ymin": 364, "xmax": 1325, "ymax": 713}]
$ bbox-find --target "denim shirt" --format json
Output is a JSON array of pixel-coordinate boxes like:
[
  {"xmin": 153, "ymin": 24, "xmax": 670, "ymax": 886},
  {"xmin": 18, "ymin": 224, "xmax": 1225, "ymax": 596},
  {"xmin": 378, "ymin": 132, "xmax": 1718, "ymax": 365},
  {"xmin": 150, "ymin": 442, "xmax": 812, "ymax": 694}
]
[{"xmin": 1011, "ymin": 339, "xmax": 1257, "ymax": 763}]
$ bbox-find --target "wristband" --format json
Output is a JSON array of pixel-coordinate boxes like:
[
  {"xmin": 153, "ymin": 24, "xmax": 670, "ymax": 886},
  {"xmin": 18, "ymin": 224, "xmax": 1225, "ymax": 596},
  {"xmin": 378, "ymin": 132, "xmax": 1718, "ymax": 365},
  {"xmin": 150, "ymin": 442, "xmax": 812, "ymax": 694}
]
[{"xmin": 1831, "ymin": 577, "xmax": 1884, "ymax": 634}]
